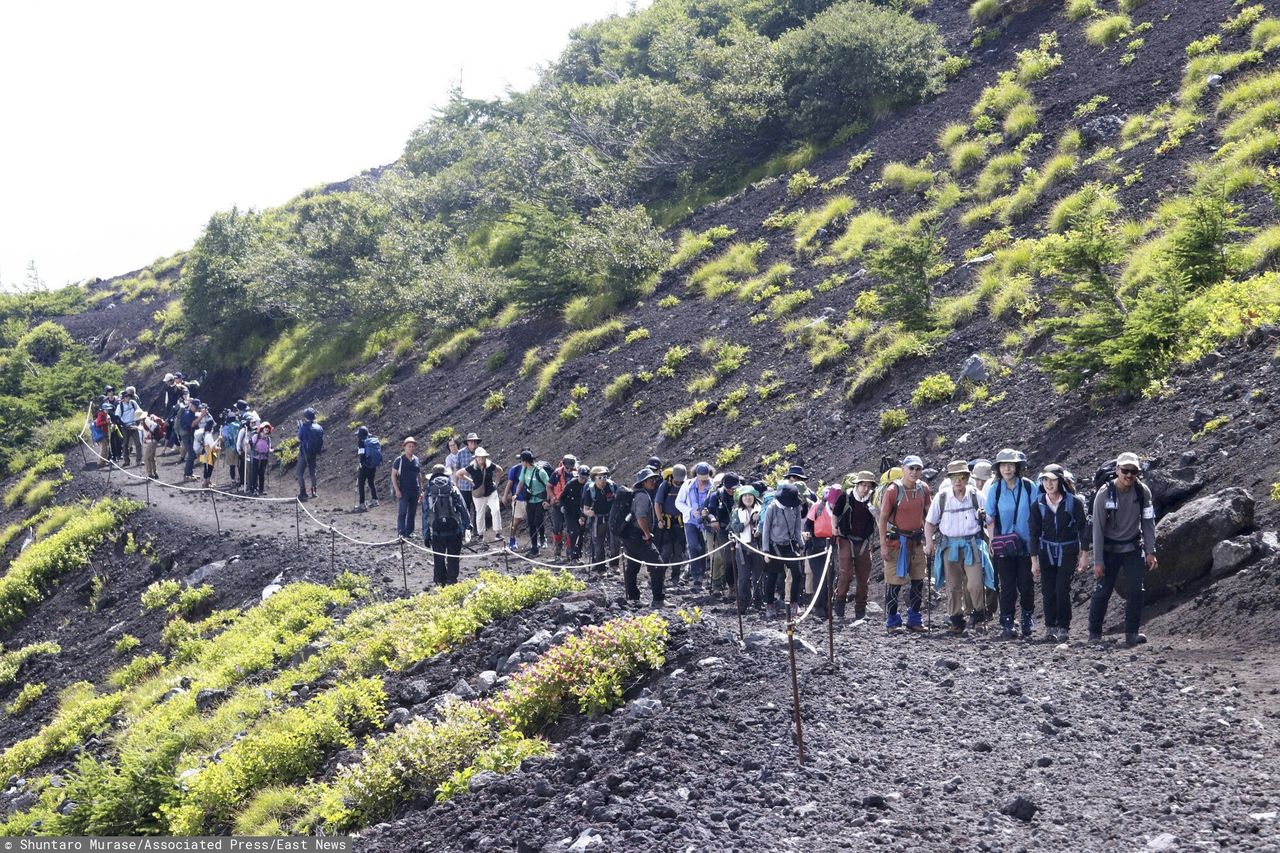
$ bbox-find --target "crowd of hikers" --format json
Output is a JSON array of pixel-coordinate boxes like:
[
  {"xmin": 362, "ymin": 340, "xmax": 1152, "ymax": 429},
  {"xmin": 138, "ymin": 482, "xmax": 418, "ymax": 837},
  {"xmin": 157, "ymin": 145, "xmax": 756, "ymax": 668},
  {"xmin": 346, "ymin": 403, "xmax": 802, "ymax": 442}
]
[{"xmin": 87, "ymin": 377, "xmax": 1158, "ymax": 646}]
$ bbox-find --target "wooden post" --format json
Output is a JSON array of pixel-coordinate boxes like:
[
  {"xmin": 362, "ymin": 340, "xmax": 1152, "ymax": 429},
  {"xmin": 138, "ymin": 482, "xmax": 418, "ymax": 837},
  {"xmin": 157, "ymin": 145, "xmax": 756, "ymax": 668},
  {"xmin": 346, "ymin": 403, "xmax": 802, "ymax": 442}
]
[
  {"xmin": 787, "ymin": 620, "xmax": 806, "ymax": 764},
  {"xmin": 145, "ymin": 476, "xmax": 150, "ymax": 506},
  {"xmin": 399, "ymin": 537, "xmax": 408, "ymax": 591}
]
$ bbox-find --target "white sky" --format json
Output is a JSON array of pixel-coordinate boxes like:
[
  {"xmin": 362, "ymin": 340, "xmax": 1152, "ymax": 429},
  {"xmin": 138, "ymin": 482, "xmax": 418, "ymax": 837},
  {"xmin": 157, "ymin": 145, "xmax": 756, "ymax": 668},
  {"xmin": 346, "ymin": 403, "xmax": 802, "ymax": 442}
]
[{"xmin": 0, "ymin": 0, "xmax": 634, "ymax": 289}]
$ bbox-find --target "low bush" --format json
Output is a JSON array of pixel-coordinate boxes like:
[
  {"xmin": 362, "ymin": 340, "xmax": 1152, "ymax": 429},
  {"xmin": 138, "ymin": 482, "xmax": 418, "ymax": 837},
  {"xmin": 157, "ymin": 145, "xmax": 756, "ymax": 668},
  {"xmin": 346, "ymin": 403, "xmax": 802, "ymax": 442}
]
[
  {"xmin": 828, "ymin": 211, "xmax": 897, "ymax": 262},
  {"xmin": 972, "ymin": 74, "xmax": 1030, "ymax": 118},
  {"xmin": 787, "ymin": 170, "xmax": 819, "ymax": 198},
  {"xmin": 688, "ymin": 241, "xmax": 765, "ymax": 298},
  {"xmin": 603, "ymin": 374, "xmax": 635, "ymax": 404},
  {"xmin": 1251, "ymin": 18, "xmax": 1280, "ymax": 52},
  {"xmin": 950, "ymin": 141, "xmax": 986, "ymax": 174},
  {"xmin": 419, "ymin": 329, "xmax": 481, "ymax": 374},
  {"xmin": 911, "ymin": 373, "xmax": 957, "ymax": 406},
  {"xmin": 794, "ymin": 196, "xmax": 855, "ymax": 253},
  {"xmin": 1085, "ymin": 14, "xmax": 1131, "ymax": 47},
  {"xmin": 881, "ymin": 162, "xmax": 934, "ymax": 193},
  {"xmin": 769, "ymin": 289, "xmax": 814, "ymax": 319},
  {"xmin": 1003, "ymin": 103, "xmax": 1038, "ymax": 140},
  {"xmin": 0, "ymin": 641, "xmax": 60, "ymax": 687},
  {"xmin": 969, "ymin": 0, "xmax": 1001, "ymax": 24},
  {"xmin": 5, "ymin": 682, "xmax": 45, "ymax": 715},
  {"xmin": 482, "ymin": 390, "xmax": 505, "ymax": 413},
  {"xmin": 880, "ymin": 408, "xmax": 909, "ymax": 432},
  {"xmin": 624, "ymin": 328, "xmax": 650, "ymax": 345},
  {"xmin": 661, "ymin": 400, "xmax": 710, "ymax": 440},
  {"xmin": 561, "ymin": 293, "xmax": 618, "ymax": 331},
  {"xmin": 113, "ymin": 635, "xmax": 141, "ymax": 656},
  {"xmin": 668, "ymin": 225, "xmax": 736, "ymax": 269},
  {"xmin": 559, "ymin": 402, "xmax": 581, "ymax": 424},
  {"xmin": 1016, "ymin": 32, "xmax": 1063, "ymax": 82}
]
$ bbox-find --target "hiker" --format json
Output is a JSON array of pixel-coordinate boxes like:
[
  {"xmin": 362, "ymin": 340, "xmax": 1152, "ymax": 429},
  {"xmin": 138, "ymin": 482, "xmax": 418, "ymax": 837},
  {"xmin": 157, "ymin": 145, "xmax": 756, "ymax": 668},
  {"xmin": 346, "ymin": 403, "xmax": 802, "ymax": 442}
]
[
  {"xmin": 969, "ymin": 458, "xmax": 998, "ymax": 619},
  {"xmin": 194, "ymin": 409, "xmax": 219, "ymax": 488},
  {"xmin": 391, "ymin": 437, "xmax": 423, "ymax": 538},
  {"xmin": 832, "ymin": 471, "xmax": 877, "ymax": 620},
  {"xmin": 296, "ymin": 407, "xmax": 324, "ymax": 500},
  {"xmin": 805, "ymin": 481, "xmax": 839, "ymax": 619},
  {"xmin": 502, "ymin": 458, "xmax": 526, "ymax": 550},
  {"xmin": 247, "ymin": 422, "xmax": 274, "ymax": 496},
  {"xmin": 465, "ymin": 448, "xmax": 502, "ymax": 542},
  {"xmin": 730, "ymin": 485, "xmax": 765, "ymax": 615},
  {"xmin": 561, "ymin": 464, "xmax": 590, "ymax": 561},
  {"xmin": 453, "ymin": 433, "xmax": 480, "ymax": 529},
  {"xmin": 924, "ymin": 460, "xmax": 988, "ymax": 634},
  {"xmin": 116, "ymin": 387, "xmax": 143, "ymax": 466},
  {"xmin": 618, "ymin": 467, "xmax": 666, "ymax": 608},
  {"xmin": 179, "ymin": 398, "xmax": 200, "ymax": 482},
  {"xmin": 704, "ymin": 472, "xmax": 740, "ymax": 602},
  {"xmin": 444, "ymin": 437, "xmax": 461, "ymax": 476},
  {"xmin": 985, "ymin": 448, "xmax": 1037, "ymax": 640},
  {"xmin": 584, "ymin": 466, "xmax": 617, "ymax": 570},
  {"xmin": 654, "ymin": 465, "xmax": 688, "ymax": 580},
  {"xmin": 150, "ymin": 373, "xmax": 182, "ymax": 427},
  {"xmin": 220, "ymin": 410, "xmax": 242, "ymax": 490},
  {"xmin": 1089, "ymin": 453, "xmax": 1157, "ymax": 646},
  {"xmin": 93, "ymin": 399, "xmax": 112, "ymax": 468},
  {"xmin": 675, "ymin": 462, "xmax": 714, "ymax": 590},
  {"xmin": 518, "ymin": 450, "xmax": 551, "ymax": 557},
  {"xmin": 235, "ymin": 413, "xmax": 258, "ymax": 493},
  {"xmin": 546, "ymin": 454, "xmax": 577, "ymax": 560},
  {"xmin": 761, "ymin": 481, "xmax": 806, "ymax": 620},
  {"xmin": 1030, "ymin": 466, "xmax": 1090, "ymax": 643},
  {"xmin": 877, "ymin": 454, "xmax": 931, "ymax": 633},
  {"xmin": 354, "ymin": 425, "xmax": 382, "ymax": 510},
  {"xmin": 424, "ymin": 463, "xmax": 473, "ymax": 586},
  {"xmin": 140, "ymin": 410, "xmax": 165, "ymax": 480}
]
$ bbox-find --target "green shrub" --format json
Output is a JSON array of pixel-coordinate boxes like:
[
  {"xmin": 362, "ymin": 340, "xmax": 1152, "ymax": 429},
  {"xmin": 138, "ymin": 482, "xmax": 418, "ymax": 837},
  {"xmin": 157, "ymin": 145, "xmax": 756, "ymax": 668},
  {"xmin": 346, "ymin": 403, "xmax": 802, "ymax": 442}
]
[
  {"xmin": 787, "ymin": 170, "xmax": 819, "ymax": 198},
  {"xmin": 0, "ymin": 641, "xmax": 60, "ymax": 687},
  {"xmin": 950, "ymin": 141, "xmax": 986, "ymax": 174},
  {"xmin": 1271, "ymin": 482, "xmax": 1280, "ymax": 503},
  {"xmin": 1086, "ymin": 14, "xmax": 1131, "ymax": 47},
  {"xmin": 816, "ymin": 273, "xmax": 849, "ymax": 293},
  {"xmin": 972, "ymin": 75, "xmax": 1030, "ymax": 118},
  {"xmin": 974, "ymin": 151, "xmax": 1024, "ymax": 199},
  {"xmin": 688, "ymin": 241, "xmax": 765, "ymax": 298},
  {"xmin": 624, "ymin": 328, "xmax": 650, "ymax": 345},
  {"xmin": 559, "ymin": 402, "xmax": 581, "ymax": 424},
  {"xmin": 855, "ymin": 290, "xmax": 883, "ymax": 317},
  {"xmin": 661, "ymin": 400, "xmax": 709, "ymax": 440},
  {"xmin": 141, "ymin": 580, "xmax": 181, "ymax": 612},
  {"xmin": 657, "ymin": 295, "xmax": 680, "ymax": 309},
  {"xmin": 794, "ymin": 196, "xmax": 855, "ymax": 253},
  {"xmin": 668, "ymin": 226, "xmax": 737, "ymax": 269},
  {"xmin": 938, "ymin": 123, "xmax": 969, "ymax": 150},
  {"xmin": 113, "ymin": 635, "xmax": 141, "ymax": 656},
  {"xmin": 911, "ymin": 372, "xmax": 957, "ymax": 406},
  {"xmin": 483, "ymin": 390, "xmax": 505, "ymax": 413},
  {"xmin": 419, "ymin": 329, "xmax": 480, "ymax": 373},
  {"xmin": 1016, "ymin": 32, "xmax": 1063, "ymax": 82},
  {"xmin": 603, "ymin": 374, "xmax": 635, "ymax": 404},
  {"xmin": 847, "ymin": 150, "xmax": 874, "ymax": 173},
  {"xmin": 880, "ymin": 408, "xmax": 909, "ymax": 432},
  {"xmin": 561, "ymin": 293, "xmax": 618, "ymax": 330},
  {"xmin": 108, "ymin": 653, "xmax": 166, "ymax": 689},
  {"xmin": 169, "ymin": 584, "xmax": 215, "ymax": 618},
  {"xmin": 969, "ymin": 0, "xmax": 1001, "ymax": 24},
  {"xmin": 769, "ymin": 289, "xmax": 814, "ymax": 318},
  {"xmin": 867, "ymin": 228, "xmax": 945, "ymax": 331},
  {"xmin": 1251, "ymin": 19, "xmax": 1280, "ymax": 51},
  {"xmin": 1224, "ymin": 4, "xmax": 1265, "ymax": 34},
  {"xmin": 881, "ymin": 162, "xmax": 934, "ymax": 193},
  {"xmin": 715, "ymin": 445, "xmax": 743, "ymax": 468},
  {"xmin": 1066, "ymin": 0, "xmax": 1097, "ymax": 22},
  {"xmin": 737, "ymin": 264, "xmax": 793, "ymax": 302},
  {"xmin": 1003, "ymin": 103, "xmax": 1038, "ymax": 139},
  {"xmin": 5, "ymin": 682, "xmax": 45, "ymax": 715},
  {"xmin": 829, "ymin": 211, "xmax": 897, "ymax": 262},
  {"xmin": 661, "ymin": 344, "xmax": 691, "ymax": 373},
  {"xmin": 1186, "ymin": 33, "xmax": 1221, "ymax": 58}
]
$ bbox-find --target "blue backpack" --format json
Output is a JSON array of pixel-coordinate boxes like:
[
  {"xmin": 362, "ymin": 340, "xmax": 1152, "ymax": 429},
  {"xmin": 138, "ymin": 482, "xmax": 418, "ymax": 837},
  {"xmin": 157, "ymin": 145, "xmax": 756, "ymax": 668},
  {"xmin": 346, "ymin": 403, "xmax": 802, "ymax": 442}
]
[
  {"xmin": 363, "ymin": 437, "xmax": 382, "ymax": 468},
  {"xmin": 301, "ymin": 422, "xmax": 325, "ymax": 454},
  {"xmin": 222, "ymin": 421, "xmax": 241, "ymax": 448}
]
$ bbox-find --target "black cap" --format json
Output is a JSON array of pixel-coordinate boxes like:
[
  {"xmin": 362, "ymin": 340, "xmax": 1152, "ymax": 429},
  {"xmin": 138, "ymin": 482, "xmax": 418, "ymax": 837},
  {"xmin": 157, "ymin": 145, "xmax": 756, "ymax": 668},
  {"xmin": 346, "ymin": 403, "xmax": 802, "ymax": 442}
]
[{"xmin": 520, "ymin": 449, "xmax": 535, "ymax": 462}]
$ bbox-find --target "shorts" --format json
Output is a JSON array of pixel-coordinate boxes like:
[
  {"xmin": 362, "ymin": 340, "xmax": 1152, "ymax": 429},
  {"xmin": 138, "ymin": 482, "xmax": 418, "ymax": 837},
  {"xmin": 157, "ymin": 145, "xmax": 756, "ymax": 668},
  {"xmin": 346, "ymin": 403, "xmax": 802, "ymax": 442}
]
[
  {"xmin": 513, "ymin": 500, "xmax": 527, "ymax": 521},
  {"xmin": 883, "ymin": 543, "xmax": 927, "ymax": 586}
]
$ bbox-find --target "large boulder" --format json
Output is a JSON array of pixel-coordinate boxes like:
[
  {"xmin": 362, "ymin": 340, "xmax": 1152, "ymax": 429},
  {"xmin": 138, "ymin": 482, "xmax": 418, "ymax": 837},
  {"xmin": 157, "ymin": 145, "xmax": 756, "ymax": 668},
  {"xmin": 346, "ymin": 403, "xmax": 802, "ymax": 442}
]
[
  {"xmin": 1143, "ymin": 468, "xmax": 1203, "ymax": 514},
  {"xmin": 1139, "ymin": 488, "xmax": 1254, "ymax": 599}
]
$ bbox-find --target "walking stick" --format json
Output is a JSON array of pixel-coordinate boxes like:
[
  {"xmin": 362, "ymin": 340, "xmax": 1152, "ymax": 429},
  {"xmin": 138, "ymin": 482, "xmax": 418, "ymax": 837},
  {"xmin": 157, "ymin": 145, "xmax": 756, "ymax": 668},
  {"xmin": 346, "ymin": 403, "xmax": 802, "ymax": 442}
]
[{"xmin": 787, "ymin": 620, "xmax": 806, "ymax": 764}]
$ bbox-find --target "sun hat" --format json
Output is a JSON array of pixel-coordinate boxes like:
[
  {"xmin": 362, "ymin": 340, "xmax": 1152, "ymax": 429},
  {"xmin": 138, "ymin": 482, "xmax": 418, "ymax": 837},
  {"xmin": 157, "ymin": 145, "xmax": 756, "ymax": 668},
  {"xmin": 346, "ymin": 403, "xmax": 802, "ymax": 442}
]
[
  {"xmin": 403, "ymin": 436, "xmax": 417, "ymax": 446},
  {"xmin": 946, "ymin": 460, "xmax": 971, "ymax": 477},
  {"xmin": 852, "ymin": 470, "xmax": 877, "ymax": 485},
  {"xmin": 672, "ymin": 464, "xmax": 687, "ymax": 482},
  {"xmin": 1038, "ymin": 468, "xmax": 1064, "ymax": 482},
  {"xmin": 163, "ymin": 373, "xmax": 175, "ymax": 382},
  {"xmin": 694, "ymin": 462, "xmax": 711, "ymax": 476},
  {"xmin": 1115, "ymin": 452, "xmax": 1142, "ymax": 470},
  {"xmin": 971, "ymin": 459, "xmax": 993, "ymax": 481},
  {"xmin": 995, "ymin": 448, "xmax": 1026, "ymax": 464},
  {"xmin": 634, "ymin": 467, "xmax": 659, "ymax": 488},
  {"xmin": 736, "ymin": 485, "xmax": 760, "ymax": 502},
  {"xmin": 784, "ymin": 465, "xmax": 808, "ymax": 480},
  {"xmin": 475, "ymin": 447, "xmax": 490, "ymax": 458},
  {"xmin": 590, "ymin": 465, "xmax": 610, "ymax": 476},
  {"xmin": 432, "ymin": 463, "xmax": 447, "ymax": 475},
  {"xmin": 465, "ymin": 432, "xmax": 481, "ymax": 442}
]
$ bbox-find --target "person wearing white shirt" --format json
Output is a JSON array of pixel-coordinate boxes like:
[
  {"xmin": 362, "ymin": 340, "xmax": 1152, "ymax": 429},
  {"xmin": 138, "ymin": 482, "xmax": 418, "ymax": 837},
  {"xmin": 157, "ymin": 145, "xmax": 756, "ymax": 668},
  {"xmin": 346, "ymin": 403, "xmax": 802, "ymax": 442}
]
[{"xmin": 924, "ymin": 460, "xmax": 988, "ymax": 634}]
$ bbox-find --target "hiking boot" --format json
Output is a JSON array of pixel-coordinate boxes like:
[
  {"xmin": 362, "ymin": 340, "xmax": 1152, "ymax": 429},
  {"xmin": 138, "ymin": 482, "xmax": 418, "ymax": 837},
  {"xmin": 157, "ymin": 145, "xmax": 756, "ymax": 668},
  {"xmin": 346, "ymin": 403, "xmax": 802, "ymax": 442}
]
[
  {"xmin": 1000, "ymin": 626, "xmax": 1016, "ymax": 641},
  {"xmin": 1125, "ymin": 632, "xmax": 1148, "ymax": 647},
  {"xmin": 525, "ymin": 547, "xmax": 540, "ymax": 558},
  {"xmin": 1041, "ymin": 628, "xmax": 1058, "ymax": 643},
  {"xmin": 310, "ymin": 489, "xmax": 317, "ymax": 498},
  {"xmin": 1056, "ymin": 628, "xmax": 1069, "ymax": 643},
  {"xmin": 651, "ymin": 599, "xmax": 666, "ymax": 610},
  {"xmin": 765, "ymin": 604, "xmax": 777, "ymax": 620},
  {"xmin": 299, "ymin": 492, "xmax": 309, "ymax": 501},
  {"xmin": 834, "ymin": 599, "xmax": 846, "ymax": 619},
  {"xmin": 508, "ymin": 536, "xmax": 517, "ymax": 550},
  {"xmin": 906, "ymin": 610, "xmax": 926, "ymax": 633},
  {"xmin": 1088, "ymin": 631, "xmax": 1103, "ymax": 644},
  {"xmin": 854, "ymin": 606, "xmax": 866, "ymax": 621},
  {"xmin": 369, "ymin": 499, "xmax": 380, "ymax": 508},
  {"xmin": 354, "ymin": 503, "xmax": 366, "ymax": 512},
  {"xmin": 885, "ymin": 613, "xmax": 903, "ymax": 632}
]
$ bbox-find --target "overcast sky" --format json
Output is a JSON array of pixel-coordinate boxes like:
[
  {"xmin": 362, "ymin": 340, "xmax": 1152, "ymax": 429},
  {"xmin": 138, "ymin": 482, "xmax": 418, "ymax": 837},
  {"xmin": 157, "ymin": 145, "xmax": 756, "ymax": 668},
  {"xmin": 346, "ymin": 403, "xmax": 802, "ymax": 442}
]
[{"xmin": 0, "ymin": 0, "xmax": 634, "ymax": 290}]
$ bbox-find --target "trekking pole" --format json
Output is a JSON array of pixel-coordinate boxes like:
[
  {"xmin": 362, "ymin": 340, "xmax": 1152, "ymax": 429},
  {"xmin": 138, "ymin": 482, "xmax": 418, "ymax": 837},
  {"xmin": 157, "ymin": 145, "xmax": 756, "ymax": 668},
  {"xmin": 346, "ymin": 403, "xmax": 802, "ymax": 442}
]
[
  {"xmin": 210, "ymin": 491, "xmax": 221, "ymax": 534},
  {"xmin": 787, "ymin": 619, "xmax": 806, "ymax": 764},
  {"xmin": 399, "ymin": 537, "xmax": 408, "ymax": 591},
  {"xmin": 145, "ymin": 476, "xmax": 150, "ymax": 506},
  {"xmin": 826, "ymin": 543, "xmax": 835, "ymax": 664},
  {"xmin": 330, "ymin": 525, "xmax": 336, "ymax": 573},
  {"xmin": 295, "ymin": 500, "xmax": 301, "ymax": 544}
]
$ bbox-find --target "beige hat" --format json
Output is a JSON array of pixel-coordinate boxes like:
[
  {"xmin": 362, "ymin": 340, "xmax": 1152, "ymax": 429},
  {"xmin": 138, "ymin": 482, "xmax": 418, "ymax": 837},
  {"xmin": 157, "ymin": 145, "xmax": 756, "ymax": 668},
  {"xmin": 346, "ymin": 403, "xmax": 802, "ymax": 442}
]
[
  {"xmin": 589, "ymin": 465, "xmax": 610, "ymax": 476},
  {"xmin": 971, "ymin": 459, "xmax": 993, "ymax": 481},
  {"xmin": 403, "ymin": 436, "xmax": 417, "ymax": 446},
  {"xmin": 474, "ymin": 446, "xmax": 490, "ymax": 458},
  {"xmin": 945, "ymin": 460, "xmax": 971, "ymax": 477},
  {"xmin": 852, "ymin": 470, "xmax": 877, "ymax": 485},
  {"xmin": 1115, "ymin": 452, "xmax": 1142, "ymax": 470}
]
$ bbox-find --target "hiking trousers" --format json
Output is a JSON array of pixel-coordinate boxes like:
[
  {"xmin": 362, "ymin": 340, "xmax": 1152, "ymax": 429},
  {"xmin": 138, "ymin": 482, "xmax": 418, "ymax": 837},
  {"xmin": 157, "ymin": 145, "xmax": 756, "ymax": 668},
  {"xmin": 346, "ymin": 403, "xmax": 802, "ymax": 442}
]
[
  {"xmin": 458, "ymin": 489, "xmax": 476, "ymax": 529},
  {"xmin": 143, "ymin": 440, "xmax": 158, "ymax": 479},
  {"xmin": 473, "ymin": 491, "xmax": 500, "ymax": 535},
  {"xmin": 431, "ymin": 537, "xmax": 462, "ymax": 586},
  {"xmin": 772, "ymin": 544, "xmax": 804, "ymax": 607},
  {"xmin": 996, "ymin": 553, "xmax": 1035, "ymax": 633},
  {"xmin": 836, "ymin": 538, "xmax": 872, "ymax": 614},
  {"xmin": 1089, "ymin": 548, "xmax": 1144, "ymax": 636},
  {"xmin": 1040, "ymin": 546, "xmax": 1078, "ymax": 630},
  {"xmin": 684, "ymin": 523, "xmax": 707, "ymax": 581},
  {"xmin": 251, "ymin": 458, "xmax": 268, "ymax": 494},
  {"xmin": 397, "ymin": 493, "xmax": 418, "ymax": 538},
  {"xmin": 708, "ymin": 528, "xmax": 732, "ymax": 591},
  {"xmin": 122, "ymin": 426, "xmax": 142, "ymax": 465},
  {"xmin": 944, "ymin": 554, "xmax": 986, "ymax": 623},
  {"xmin": 526, "ymin": 502, "xmax": 546, "ymax": 551},
  {"xmin": 589, "ymin": 517, "xmax": 616, "ymax": 570},
  {"xmin": 657, "ymin": 518, "xmax": 686, "ymax": 580},
  {"xmin": 183, "ymin": 433, "xmax": 196, "ymax": 477},
  {"xmin": 357, "ymin": 465, "xmax": 379, "ymax": 504},
  {"xmin": 621, "ymin": 536, "xmax": 664, "ymax": 604},
  {"xmin": 734, "ymin": 543, "xmax": 764, "ymax": 611},
  {"xmin": 297, "ymin": 451, "xmax": 318, "ymax": 496}
]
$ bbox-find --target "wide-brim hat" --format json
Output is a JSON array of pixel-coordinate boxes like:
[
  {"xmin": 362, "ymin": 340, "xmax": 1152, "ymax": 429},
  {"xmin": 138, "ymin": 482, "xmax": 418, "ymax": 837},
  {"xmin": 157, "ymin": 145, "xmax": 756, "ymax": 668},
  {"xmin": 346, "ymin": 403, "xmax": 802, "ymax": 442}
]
[
  {"xmin": 852, "ymin": 470, "xmax": 877, "ymax": 485},
  {"xmin": 475, "ymin": 447, "xmax": 490, "ymax": 458},
  {"xmin": 590, "ymin": 466, "xmax": 609, "ymax": 476},
  {"xmin": 634, "ymin": 467, "xmax": 659, "ymax": 488},
  {"xmin": 1115, "ymin": 452, "xmax": 1142, "ymax": 470},
  {"xmin": 258, "ymin": 422, "xmax": 273, "ymax": 433},
  {"xmin": 465, "ymin": 432, "xmax": 481, "ymax": 442},
  {"xmin": 403, "ymin": 436, "xmax": 418, "ymax": 446},
  {"xmin": 971, "ymin": 459, "xmax": 993, "ymax": 481},
  {"xmin": 784, "ymin": 465, "xmax": 808, "ymax": 480},
  {"xmin": 946, "ymin": 460, "xmax": 971, "ymax": 477},
  {"xmin": 995, "ymin": 448, "xmax": 1026, "ymax": 464},
  {"xmin": 736, "ymin": 485, "xmax": 760, "ymax": 502}
]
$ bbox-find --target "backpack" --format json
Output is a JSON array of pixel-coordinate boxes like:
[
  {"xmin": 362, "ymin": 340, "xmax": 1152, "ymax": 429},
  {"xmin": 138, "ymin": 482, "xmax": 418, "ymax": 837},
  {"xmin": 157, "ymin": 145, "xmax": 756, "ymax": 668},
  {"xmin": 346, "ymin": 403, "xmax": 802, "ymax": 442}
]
[
  {"xmin": 302, "ymin": 422, "xmax": 325, "ymax": 455},
  {"xmin": 883, "ymin": 479, "xmax": 926, "ymax": 527},
  {"xmin": 363, "ymin": 437, "xmax": 382, "ymax": 468},
  {"xmin": 810, "ymin": 501, "xmax": 834, "ymax": 539},
  {"xmin": 873, "ymin": 467, "xmax": 904, "ymax": 512},
  {"xmin": 428, "ymin": 479, "xmax": 462, "ymax": 537},
  {"xmin": 1037, "ymin": 492, "xmax": 1078, "ymax": 537},
  {"xmin": 1103, "ymin": 479, "xmax": 1150, "ymax": 527},
  {"xmin": 939, "ymin": 488, "xmax": 985, "ymax": 530},
  {"xmin": 91, "ymin": 423, "xmax": 105, "ymax": 442},
  {"xmin": 222, "ymin": 421, "xmax": 241, "ymax": 448},
  {"xmin": 609, "ymin": 485, "xmax": 637, "ymax": 538}
]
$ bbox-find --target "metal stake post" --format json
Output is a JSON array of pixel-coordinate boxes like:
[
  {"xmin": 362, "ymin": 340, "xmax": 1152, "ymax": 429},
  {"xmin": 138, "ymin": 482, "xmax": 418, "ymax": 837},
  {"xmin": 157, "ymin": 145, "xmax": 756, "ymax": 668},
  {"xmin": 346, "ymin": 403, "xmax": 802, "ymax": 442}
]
[
  {"xmin": 295, "ymin": 500, "xmax": 301, "ymax": 544},
  {"xmin": 210, "ymin": 491, "xmax": 221, "ymax": 534},
  {"xmin": 330, "ymin": 526, "xmax": 336, "ymax": 573},
  {"xmin": 399, "ymin": 537, "xmax": 408, "ymax": 591},
  {"xmin": 787, "ymin": 620, "xmax": 806, "ymax": 764}
]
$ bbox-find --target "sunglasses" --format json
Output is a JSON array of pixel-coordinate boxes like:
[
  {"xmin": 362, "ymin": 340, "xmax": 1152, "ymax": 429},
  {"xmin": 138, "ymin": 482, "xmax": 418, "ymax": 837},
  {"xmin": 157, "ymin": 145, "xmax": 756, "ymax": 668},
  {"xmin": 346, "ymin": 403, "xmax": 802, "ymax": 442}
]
[
  {"xmin": 907, "ymin": 465, "xmax": 923, "ymax": 471},
  {"xmin": 1118, "ymin": 468, "xmax": 1139, "ymax": 476}
]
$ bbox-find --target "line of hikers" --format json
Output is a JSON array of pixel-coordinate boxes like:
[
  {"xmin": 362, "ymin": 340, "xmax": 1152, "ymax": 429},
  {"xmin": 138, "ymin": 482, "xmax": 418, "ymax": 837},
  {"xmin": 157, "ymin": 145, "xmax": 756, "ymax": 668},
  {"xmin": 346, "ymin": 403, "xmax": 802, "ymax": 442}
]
[
  {"xmin": 89, "ymin": 380, "xmax": 1157, "ymax": 645},
  {"xmin": 381, "ymin": 433, "xmax": 1157, "ymax": 646}
]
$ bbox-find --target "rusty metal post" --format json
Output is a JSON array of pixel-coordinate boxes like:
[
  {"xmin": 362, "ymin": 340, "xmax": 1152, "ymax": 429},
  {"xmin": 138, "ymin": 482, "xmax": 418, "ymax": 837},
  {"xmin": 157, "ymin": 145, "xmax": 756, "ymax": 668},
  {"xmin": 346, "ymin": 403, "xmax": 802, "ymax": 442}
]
[
  {"xmin": 210, "ymin": 491, "xmax": 221, "ymax": 534},
  {"xmin": 330, "ymin": 526, "xmax": 336, "ymax": 573},
  {"xmin": 400, "ymin": 537, "xmax": 408, "ymax": 591},
  {"xmin": 295, "ymin": 499, "xmax": 301, "ymax": 544},
  {"xmin": 787, "ymin": 620, "xmax": 806, "ymax": 764}
]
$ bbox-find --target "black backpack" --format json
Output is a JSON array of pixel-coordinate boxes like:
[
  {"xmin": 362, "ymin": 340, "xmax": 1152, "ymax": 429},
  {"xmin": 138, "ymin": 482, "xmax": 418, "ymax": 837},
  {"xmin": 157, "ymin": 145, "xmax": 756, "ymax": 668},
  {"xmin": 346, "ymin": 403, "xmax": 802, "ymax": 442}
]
[
  {"xmin": 428, "ymin": 479, "xmax": 462, "ymax": 537},
  {"xmin": 609, "ymin": 485, "xmax": 637, "ymax": 538}
]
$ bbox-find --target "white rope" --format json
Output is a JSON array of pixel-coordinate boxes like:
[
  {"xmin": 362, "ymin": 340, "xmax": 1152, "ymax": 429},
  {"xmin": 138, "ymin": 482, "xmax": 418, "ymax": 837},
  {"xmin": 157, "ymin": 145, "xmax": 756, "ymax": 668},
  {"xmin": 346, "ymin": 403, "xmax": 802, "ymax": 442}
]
[
  {"xmin": 791, "ymin": 542, "xmax": 834, "ymax": 626},
  {"xmin": 735, "ymin": 538, "xmax": 822, "ymax": 562}
]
